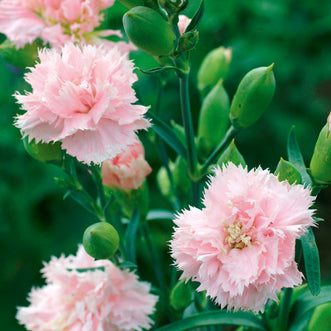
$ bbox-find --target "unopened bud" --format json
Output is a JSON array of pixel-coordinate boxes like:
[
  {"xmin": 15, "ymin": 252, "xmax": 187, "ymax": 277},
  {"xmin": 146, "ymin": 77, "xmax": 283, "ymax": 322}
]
[
  {"xmin": 83, "ymin": 222, "xmax": 120, "ymax": 260},
  {"xmin": 230, "ymin": 64, "xmax": 276, "ymax": 128},
  {"xmin": 198, "ymin": 79, "xmax": 230, "ymax": 155},
  {"xmin": 123, "ymin": 6, "xmax": 176, "ymax": 56},
  {"xmin": 23, "ymin": 137, "xmax": 62, "ymax": 162},
  {"xmin": 217, "ymin": 140, "xmax": 246, "ymax": 167},
  {"xmin": 177, "ymin": 31, "xmax": 199, "ymax": 53},
  {"xmin": 275, "ymin": 158, "xmax": 302, "ymax": 185},
  {"xmin": 170, "ymin": 279, "xmax": 193, "ymax": 310},
  {"xmin": 310, "ymin": 115, "xmax": 331, "ymax": 184},
  {"xmin": 197, "ymin": 46, "xmax": 232, "ymax": 94}
]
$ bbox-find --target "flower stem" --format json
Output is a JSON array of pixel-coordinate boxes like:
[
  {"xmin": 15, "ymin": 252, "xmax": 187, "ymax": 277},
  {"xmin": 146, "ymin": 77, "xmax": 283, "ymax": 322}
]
[
  {"xmin": 277, "ymin": 288, "xmax": 293, "ymax": 331},
  {"xmin": 199, "ymin": 125, "xmax": 239, "ymax": 176},
  {"xmin": 178, "ymin": 72, "xmax": 198, "ymax": 178}
]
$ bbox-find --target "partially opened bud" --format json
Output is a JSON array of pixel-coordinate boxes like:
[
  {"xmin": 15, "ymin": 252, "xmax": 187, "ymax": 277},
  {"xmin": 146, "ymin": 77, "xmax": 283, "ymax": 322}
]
[
  {"xmin": 198, "ymin": 79, "xmax": 230, "ymax": 155},
  {"xmin": 23, "ymin": 137, "xmax": 62, "ymax": 162},
  {"xmin": 102, "ymin": 139, "xmax": 152, "ymax": 190},
  {"xmin": 275, "ymin": 158, "xmax": 302, "ymax": 185},
  {"xmin": 310, "ymin": 114, "xmax": 331, "ymax": 184},
  {"xmin": 230, "ymin": 64, "xmax": 276, "ymax": 128},
  {"xmin": 197, "ymin": 46, "xmax": 232, "ymax": 94},
  {"xmin": 117, "ymin": 0, "xmax": 144, "ymax": 8},
  {"xmin": 217, "ymin": 140, "xmax": 246, "ymax": 167},
  {"xmin": 123, "ymin": 6, "xmax": 176, "ymax": 56},
  {"xmin": 83, "ymin": 222, "xmax": 120, "ymax": 260}
]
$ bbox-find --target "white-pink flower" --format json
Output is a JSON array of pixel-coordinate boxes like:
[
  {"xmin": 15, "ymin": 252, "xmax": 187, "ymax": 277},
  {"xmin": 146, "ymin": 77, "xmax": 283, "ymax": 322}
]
[
  {"xmin": 14, "ymin": 43, "xmax": 150, "ymax": 164},
  {"xmin": 16, "ymin": 245, "xmax": 158, "ymax": 331},
  {"xmin": 178, "ymin": 15, "xmax": 191, "ymax": 35},
  {"xmin": 170, "ymin": 163, "xmax": 315, "ymax": 313},
  {"xmin": 102, "ymin": 139, "xmax": 152, "ymax": 190},
  {"xmin": 0, "ymin": 0, "xmax": 129, "ymax": 49}
]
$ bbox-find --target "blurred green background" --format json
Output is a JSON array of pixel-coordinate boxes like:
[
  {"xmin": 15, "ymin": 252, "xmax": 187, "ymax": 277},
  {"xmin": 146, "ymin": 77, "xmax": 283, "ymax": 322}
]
[{"xmin": 0, "ymin": 0, "xmax": 330, "ymax": 329}]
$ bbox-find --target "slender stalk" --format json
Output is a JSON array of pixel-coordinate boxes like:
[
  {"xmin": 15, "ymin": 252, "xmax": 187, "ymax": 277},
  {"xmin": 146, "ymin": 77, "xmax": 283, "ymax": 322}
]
[
  {"xmin": 199, "ymin": 125, "xmax": 239, "ymax": 177},
  {"xmin": 178, "ymin": 72, "xmax": 198, "ymax": 177},
  {"xmin": 277, "ymin": 288, "xmax": 293, "ymax": 331},
  {"xmin": 90, "ymin": 165, "xmax": 107, "ymax": 210}
]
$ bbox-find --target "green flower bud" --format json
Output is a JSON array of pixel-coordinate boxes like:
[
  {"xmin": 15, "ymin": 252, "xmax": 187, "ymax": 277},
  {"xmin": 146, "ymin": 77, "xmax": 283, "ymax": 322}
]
[
  {"xmin": 170, "ymin": 279, "xmax": 193, "ymax": 310},
  {"xmin": 23, "ymin": 137, "xmax": 62, "ymax": 162},
  {"xmin": 275, "ymin": 158, "xmax": 302, "ymax": 185},
  {"xmin": 217, "ymin": 139, "xmax": 246, "ymax": 167},
  {"xmin": 230, "ymin": 64, "xmax": 276, "ymax": 128},
  {"xmin": 0, "ymin": 39, "xmax": 41, "ymax": 69},
  {"xmin": 310, "ymin": 119, "xmax": 331, "ymax": 184},
  {"xmin": 157, "ymin": 165, "xmax": 172, "ymax": 197},
  {"xmin": 197, "ymin": 46, "xmax": 232, "ymax": 94},
  {"xmin": 83, "ymin": 222, "xmax": 120, "ymax": 260},
  {"xmin": 198, "ymin": 79, "xmax": 230, "ymax": 155},
  {"xmin": 117, "ymin": 0, "xmax": 144, "ymax": 9},
  {"xmin": 177, "ymin": 31, "xmax": 199, "ymax": 53},
  {"xmin": 123, "ymin": 6, "xmax": 176, "ymax": 56}
]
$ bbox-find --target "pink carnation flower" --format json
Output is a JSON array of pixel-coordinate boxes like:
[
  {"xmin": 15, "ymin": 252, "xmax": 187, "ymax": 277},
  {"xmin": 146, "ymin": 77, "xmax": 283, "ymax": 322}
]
[
  {"xmin": 102, "ymin": 139, "xmax": 152, "ymax": 190},
  {"xmin": 0, "ymin": 0, "xmax": 130, "ymax": 49},
  {"xmin": 16, "ymin": 245, "xmax": 158, "ymax": 331},
  {"xmin": 178, "ymin": 15, "xmax": 191, "ymax": 35},
  {"xmin": 328, "ymin": 112, "xmax": 331, "ymax": 134},
  {"xmin": 14, "ymin": 43, "xmax": 150, "ymax": 164},
  {"xmin": 170, "ymin": 163, "xmax": 315, "ymax": 313}
]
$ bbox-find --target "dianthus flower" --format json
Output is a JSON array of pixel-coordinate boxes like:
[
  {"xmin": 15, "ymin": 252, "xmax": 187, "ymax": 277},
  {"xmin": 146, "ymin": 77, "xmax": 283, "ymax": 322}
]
[
  {"xmin": 102, "ymin": 138, "xmax": 152, "ymax": 190},
  {"xmin": 0, "ymin": 0, "xmax": 132, "ymax": 50},
  {"xmin": 16, "ymin": 245, "xmax": 158, "ymax": 331},
  {"xmin": 14, "ymin": 43, "xmax": 150, "ymax": 164},
  {"xmin": 170, "ymin": 163, "xmax": 315, "ymax": 313}
]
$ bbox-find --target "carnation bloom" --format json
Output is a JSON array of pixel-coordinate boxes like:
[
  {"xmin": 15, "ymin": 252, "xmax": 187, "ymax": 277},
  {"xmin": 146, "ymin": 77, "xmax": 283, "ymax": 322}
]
[
  {"xmin": 16, "ymin": 245, "xmax": 158, "ymax": 331},
  {"xmin": 102, "ymin": 139, "xmax": 152, "ymax": 190},
  {"xmin": 0, "ymin": 0, "xmax": 131, "ymax": 50},
  {"xmin": 14, "ymin": 43, "xmax": 150, "ymax": 164},
  {"xmin": 170, "ymin": 163, "xmax": 315, "ymax": 313},
  {"xmin": 178, "ymin": 15, "xmax": 191, "ymax": 35}
]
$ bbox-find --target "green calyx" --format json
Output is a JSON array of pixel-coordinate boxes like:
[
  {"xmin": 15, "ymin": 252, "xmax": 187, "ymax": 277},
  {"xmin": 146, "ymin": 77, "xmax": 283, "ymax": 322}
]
[
  {"xmin": 197, "ymin": 79, "xmax": 230, "ymax": 157},
  {"xmin": 170, "ymin": 279, "xmax": 193, "ymax": 310},
  {"xmin": 230, "ymin": 64, "xmax": 276, "ymax": 128},
  {"xmin": 309, "ymin": 123, "xmax": 331, "ymax": 184},
  {"xmin": 197, "ymin": 46, "xmax": 232, "ymax": 95},
  {"xmin": 123, "ymin": 6, "xmax": 176, "ymax": 56},
  {"xmin": 23, "ymin": 137, "xmax": 62, "ymax": 163},
  {"xmin": 83, "ymin": 222, "xmax": 120, "ymax": 260},
  {"xmin": 217, "ymin": 139, "xmax": 246, "ymax": 167},
  {"xmin": 275, "ymin": 158, "xmax": 302, "ymax": 185}
]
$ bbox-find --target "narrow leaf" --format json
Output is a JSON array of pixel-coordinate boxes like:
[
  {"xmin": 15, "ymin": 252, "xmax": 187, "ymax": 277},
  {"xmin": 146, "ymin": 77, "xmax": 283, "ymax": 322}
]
[
  {"xmin": 185, "ymin": 0, "xmax": 204, "ymax": 32},
  {"xmin": 124, "ymin": 207, "xmax": 140, "ymax": 264},
  {"xmin": 146, "ymin": 112, "xmax": 186, "ymax": 157},
  {"xmin": 139, "ymin": 66, "xmax": 178, "ymax": 75},
  {"xmin": 287, "ymin": 126, "xmax": 312, "ymax": 187},
  {"xmin": 64, "ymin": 189, "xmax": 98, "ymax": 216},
  {"xmin": 146, "ymin": 209, "xmax": 174, "ymax": 221},
  {"xmin": 289, "ymin": 285, "xmax": 331, "ymax": 330},
  {"xmin": 301, "ymin": 227, "xmax": 321, "ymax": 295},
  {"xmin": 155, "ymin": 310, "xmax": 266, "ymax": 331}
]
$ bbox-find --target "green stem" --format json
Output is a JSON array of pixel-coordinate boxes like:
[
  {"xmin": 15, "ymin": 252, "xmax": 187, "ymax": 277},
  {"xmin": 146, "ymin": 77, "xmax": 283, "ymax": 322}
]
[
  {"xmin": 90, "ymin": 165, "xmax": 107, "ymax": 210},
  {"xmin": 178, "ymin": 72, "xmax": 198, "ymax": 178},
  {"xmin": 199, "ymin": 125, "xmax": 239, "ymax": 177},
  {"xmin": 141, "ymin": 222, "xmax": 166, "ymax": 293},
  {"xmin": 277, "ymin": 288, "xmax": 293, "ymax": 331}
]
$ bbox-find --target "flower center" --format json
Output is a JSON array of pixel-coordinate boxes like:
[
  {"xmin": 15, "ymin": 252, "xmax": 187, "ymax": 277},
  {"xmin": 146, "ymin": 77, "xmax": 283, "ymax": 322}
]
[{"xmin": 224, "ymin": 222, "xmax": 251, "ymax": 249}]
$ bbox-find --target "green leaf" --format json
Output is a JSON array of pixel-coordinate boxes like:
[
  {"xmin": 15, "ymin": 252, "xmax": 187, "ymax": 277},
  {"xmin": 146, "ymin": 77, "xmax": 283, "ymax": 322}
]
[
  {"xmin": 275, "ymin": 158, "xmax": 302, "ymax": 185},
  {"xmin": 301, "ymin": 227, "xmax": 321, "ymax": 296},
  {"xmin": 146, "ymin": 209, "xmax": 174, "ymax": 221},
  {"xmin": 289, "ymin": 285, "xmax": 331, "ymax": 330},
  {"xmin": 146, "ymin": 112, "xmax": 186, "ymax": 157},
  {"xmin": 287, "ymin": 126, "xmax": 312, "ymax": 187},
  {"xmin": 63, "ymin": 189, "xmax": 99, "ymax": 216},
  {"xmin": 124, "ymin": 207, "xmax": 140, "ymax": 264},
  {"xmin": 139, "ymin": 66, "xmax": 178, "ymax": 75},
  {"xmin": 185, "ymin": 0, "xmax": 204, "ymax": 33},
  {"xmin": 154, "ymin": 310, "xmax": 266, "ymax": 331}
]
